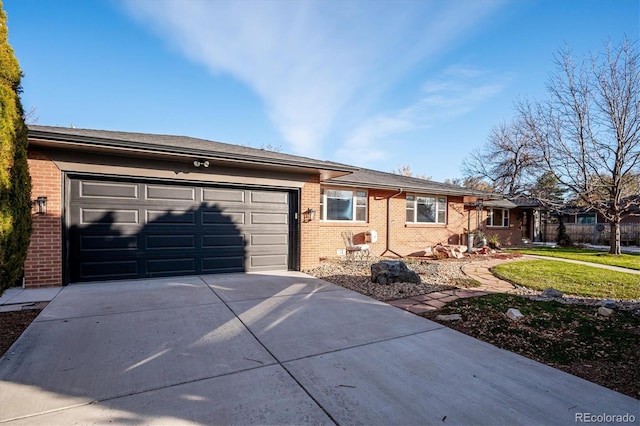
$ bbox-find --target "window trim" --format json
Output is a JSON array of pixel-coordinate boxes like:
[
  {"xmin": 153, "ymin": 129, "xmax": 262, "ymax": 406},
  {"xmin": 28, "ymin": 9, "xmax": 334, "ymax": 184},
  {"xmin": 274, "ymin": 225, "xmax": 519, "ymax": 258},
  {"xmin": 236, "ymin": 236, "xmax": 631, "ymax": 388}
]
[
  {"xmin": 576, "ymin": 213, "xmax": 597, "ymax": 224},
  {"xmin": 320, "ymin": 187, "xmax": 368, "ymax": 222},
  {"xmin": 487, "ymin": 208, "xmax": 510, "ymax": 227},
  {"xmin": 405, "ymin": 193, "xmax": 447, "ymax": 224}
]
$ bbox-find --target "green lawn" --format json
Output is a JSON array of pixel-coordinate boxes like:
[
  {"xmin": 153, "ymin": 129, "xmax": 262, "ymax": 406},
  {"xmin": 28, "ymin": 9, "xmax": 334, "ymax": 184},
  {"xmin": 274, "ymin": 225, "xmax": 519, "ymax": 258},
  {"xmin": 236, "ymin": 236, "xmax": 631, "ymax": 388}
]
[
  {"xmin": 508, "ymin": 247, "xmax": 640, "ymax": 270},
  {"xmin": 492, "ymin": 259, "xmax": 640, "ymax": 300}
]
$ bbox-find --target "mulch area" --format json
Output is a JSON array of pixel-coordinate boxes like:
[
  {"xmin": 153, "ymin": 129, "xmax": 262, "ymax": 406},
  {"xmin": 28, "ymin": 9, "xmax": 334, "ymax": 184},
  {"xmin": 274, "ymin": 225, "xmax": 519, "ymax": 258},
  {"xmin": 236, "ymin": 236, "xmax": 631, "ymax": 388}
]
[
  {"xmin": 0, "ymin": 309, "xmax": 42, "ymax": 357},
  {"xmin": 422, "ymin": 294, "xmax": 640, "ymax": 400}
]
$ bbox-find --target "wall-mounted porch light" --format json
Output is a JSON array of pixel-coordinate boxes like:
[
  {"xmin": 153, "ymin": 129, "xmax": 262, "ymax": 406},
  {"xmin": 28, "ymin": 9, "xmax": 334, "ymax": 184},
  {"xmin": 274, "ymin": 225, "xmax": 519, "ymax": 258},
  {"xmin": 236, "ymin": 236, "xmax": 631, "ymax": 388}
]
[
  {"xmin": 303, "ymin": 208, "xmax": 316, "ymax": 222},
  {"xmin": 33, "ymin": 196, "xmax": 47, "ymax": 215}
]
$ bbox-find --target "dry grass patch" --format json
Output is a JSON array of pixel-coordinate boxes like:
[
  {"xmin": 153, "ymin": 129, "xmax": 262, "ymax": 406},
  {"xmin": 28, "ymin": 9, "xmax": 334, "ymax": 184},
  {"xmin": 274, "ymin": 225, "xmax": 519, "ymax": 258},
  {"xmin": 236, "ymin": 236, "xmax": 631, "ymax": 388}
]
[{"xmin": 423, "ymin": 294, "xmax": 640, "ymax": 399}]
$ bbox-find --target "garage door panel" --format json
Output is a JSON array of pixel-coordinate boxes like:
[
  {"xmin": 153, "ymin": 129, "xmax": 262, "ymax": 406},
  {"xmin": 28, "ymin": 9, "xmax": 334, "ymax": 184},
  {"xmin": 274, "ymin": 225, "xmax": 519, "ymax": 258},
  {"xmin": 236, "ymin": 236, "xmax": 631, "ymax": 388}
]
[
  {"xmin": 201, "ymin": 234, "xmax": 245, "ymax": 248},
  {"xmin": 202, "ymin": 256, "xmax": 245, "ymax": 273},
  {"xmin": 249, "ymin": 245, "xmax": 288, "ymax": 256},
  {"xmin": 250, "ymin": 254, "xmax": 288, "ymax": 269},
  {"xmin": 147, "ymin": 210, "xmax": 196, "ymax": 224},
  {"xmin": 81, "ymin": 209, "xmax": 139, "ymax": 225},
  {"xmin": 68, "ymin": 177, "xmax": 294, "ymax": 283},
  {"xmin": 81, "ymin": 234, "xmax": 138, "ymax": 251},
  {"xmin": 203, "ymin": 188, "xmax": 244, "ymax": 203},
  {"xmin": 146, "ymin": 234, "xmax": 196, "ymax": 250},
  {"xmin": 80, "ymin": 181, "xmax": 139, "ymax": 199},
  {"xmin": 202, "ymin": 211, "xmax": 245, "ymax": 224},
  {"xmin": 251, "ymin": 212, "xmax": 288, "ymax": 225},
  {"xmin": 81, "ymin": 260, "xmax": 139, "ymax": 280},
  {"xmin": 250, "ymin": 233, "xmax": 288, "ymax": 246},
  {"xmin": 146, "ymin": 258, "xmax": 196, "ymax": 275},
  {"xmin": 146, "ymin": 185, "xmax": 195, "ymax": 201},
  {"xmin": 250, "ymin": 190, "xmax": 288, "ymax": 204}
]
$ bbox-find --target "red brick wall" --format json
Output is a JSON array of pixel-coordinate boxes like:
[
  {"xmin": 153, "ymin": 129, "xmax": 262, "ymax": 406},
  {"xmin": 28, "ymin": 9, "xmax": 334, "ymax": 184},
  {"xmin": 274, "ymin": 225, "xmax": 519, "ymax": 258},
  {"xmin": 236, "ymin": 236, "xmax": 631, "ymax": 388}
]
[
  {"xmin": 317, "ymin": 189, "xmax": 473, "ymax": 259},
  {"xmin": 25, "ymin": 150, "xmax": 63, "ymax": 287},
  {"xmin": 393, "ymin": 196, "xmax": 468, "ymax": 255},
  {"xmin": 299, "ymin": 175, "xmax": 320, "ymax": 270},
  {"xmin": 471, "ymin": 209, "xmax": 524, "ymax": 247}
]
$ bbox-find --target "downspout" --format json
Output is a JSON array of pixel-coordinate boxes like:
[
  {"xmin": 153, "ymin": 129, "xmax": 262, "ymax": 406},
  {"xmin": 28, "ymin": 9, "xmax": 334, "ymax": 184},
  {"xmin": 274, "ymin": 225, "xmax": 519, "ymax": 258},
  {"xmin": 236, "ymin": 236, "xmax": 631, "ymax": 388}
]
[{"xmin": 381, "ymin": 188, "xmax": 403, "ymax": 258}]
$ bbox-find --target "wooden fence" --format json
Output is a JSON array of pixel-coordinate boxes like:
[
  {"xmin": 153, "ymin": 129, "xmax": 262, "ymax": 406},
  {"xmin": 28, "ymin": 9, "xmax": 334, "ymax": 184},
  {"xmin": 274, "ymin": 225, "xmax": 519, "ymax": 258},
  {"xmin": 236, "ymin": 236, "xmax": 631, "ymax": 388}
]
[{"xmin": 540, "ymin": 223, "xmax": 640, "ymax": 246}]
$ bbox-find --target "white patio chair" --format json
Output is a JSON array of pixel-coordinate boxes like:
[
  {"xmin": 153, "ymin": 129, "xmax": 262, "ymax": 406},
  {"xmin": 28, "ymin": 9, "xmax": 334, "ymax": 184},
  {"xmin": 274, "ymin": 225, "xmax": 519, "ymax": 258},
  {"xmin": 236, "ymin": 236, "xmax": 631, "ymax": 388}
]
[{"xmin": 341, "ymin": 230, "xmax": 370, "ymax": 261}]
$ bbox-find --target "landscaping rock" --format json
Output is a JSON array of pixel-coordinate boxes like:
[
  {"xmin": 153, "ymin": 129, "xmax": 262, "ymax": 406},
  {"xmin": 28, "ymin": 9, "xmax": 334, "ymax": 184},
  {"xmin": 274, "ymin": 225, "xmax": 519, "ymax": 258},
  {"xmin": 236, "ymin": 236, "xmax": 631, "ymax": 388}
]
[
  {"xmin": 371, "ymin": 260, "xmax": 421, "ymax": 285},
  {"xmin": 506, "ymin": 308, "xmax": 524, "ymax": 320},
  {"xmin": 598, "ymin": 299, "xmax": 617, "ymax": 309},
  {"xmin": 597, "ymin": 306, "xmax": 614, "ymax": 317},
  {"xmin": 435, "ymin": 314, "xmax": 462, "ymax": 321},
  {"xmin": 541, "ymin": 288, "xmax": 563, "ymax": 298},
  {"xmin": 431, "ymin": 244, "xmax": 466, "ymax": 259}
]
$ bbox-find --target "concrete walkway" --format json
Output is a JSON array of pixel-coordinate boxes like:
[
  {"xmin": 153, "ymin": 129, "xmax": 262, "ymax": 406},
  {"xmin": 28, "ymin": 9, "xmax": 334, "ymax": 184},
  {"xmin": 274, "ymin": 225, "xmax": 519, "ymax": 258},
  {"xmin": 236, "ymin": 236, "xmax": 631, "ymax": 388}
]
[
  {"xmin": 0, "ymin": 287, "xmax": 61, "ymax": 312},
  {"xmin": 388, "ymin": 257, "xmax": 520, "ymax": 313},
  {"xmin": 1, "ymin": 272, "xmax": 637, "ymax": 425},
  {"xmin": 523, "ymin": 254, "xmax": 640, "ymax": 274}
]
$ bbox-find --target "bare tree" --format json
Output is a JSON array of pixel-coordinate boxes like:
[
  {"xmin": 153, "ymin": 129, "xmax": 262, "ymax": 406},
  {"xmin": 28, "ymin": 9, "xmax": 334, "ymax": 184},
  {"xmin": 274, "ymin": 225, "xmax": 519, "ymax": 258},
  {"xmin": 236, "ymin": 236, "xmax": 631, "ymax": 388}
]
[
  {"xmin": 24, "ymin": 106, "xmax": 38, "ymax": 124},
  {"xmin": 444, "ymin": 176, "xmax": 495, "ymax": 192},
  {"xmin": 462, "ymin": 118, "xmax": 541, "ymax": 196},
  {"xmin": 391, "ymin": 164, "xmax": 431, "ymax": 180},
  {"xmin": 520, "ymin": 39, "xmax": 640, "ymax": 255}
]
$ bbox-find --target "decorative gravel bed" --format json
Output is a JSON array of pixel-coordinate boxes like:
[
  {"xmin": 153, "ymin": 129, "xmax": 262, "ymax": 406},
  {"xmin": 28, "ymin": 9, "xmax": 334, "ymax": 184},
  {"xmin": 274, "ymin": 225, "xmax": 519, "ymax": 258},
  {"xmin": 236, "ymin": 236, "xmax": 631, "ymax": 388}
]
[
  {"xmin": 303, "ymin": 256, "xmax": 476, "ymax": 302},
  {"xmin": 305, "ymin": 256, "xmax": 640, "ymax": 316}
]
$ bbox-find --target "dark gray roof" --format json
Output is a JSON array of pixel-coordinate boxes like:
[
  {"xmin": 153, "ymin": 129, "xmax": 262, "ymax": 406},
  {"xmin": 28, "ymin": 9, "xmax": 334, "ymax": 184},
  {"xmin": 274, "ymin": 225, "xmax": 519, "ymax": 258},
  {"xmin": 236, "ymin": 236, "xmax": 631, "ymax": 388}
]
[
  {"xmin": 509, "ymin": 197, "xmax": 546, "ymax": 208},
  {"xmin": 29, "ymin": 125, "xmax": 507, "ymax": 200},
  {"xmin": 483, "ymin": 199, "xmax": 518, "ymax": 209},
  {"xmin": 28, "ymin": 125, "xmax": 356, "ymax": 174},
  {"xmin": 324, "ymin": 167, "xmax": 501, "ymax": 198}
]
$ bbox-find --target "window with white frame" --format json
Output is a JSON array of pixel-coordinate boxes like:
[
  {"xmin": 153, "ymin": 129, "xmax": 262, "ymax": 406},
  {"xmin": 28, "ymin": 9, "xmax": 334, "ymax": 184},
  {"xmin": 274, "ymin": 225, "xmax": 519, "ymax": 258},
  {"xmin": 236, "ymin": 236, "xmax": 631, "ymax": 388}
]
[
  {"xmin": 405, "ymin": 194, "xmax": 447, "ymax": 224},
  {"xmin": 320, "ymin": 188, "xmax": 367, "ymax": 221},
  {"xmin": 488, "ymin": 208, "xmax": 509, "ymax": 227}
]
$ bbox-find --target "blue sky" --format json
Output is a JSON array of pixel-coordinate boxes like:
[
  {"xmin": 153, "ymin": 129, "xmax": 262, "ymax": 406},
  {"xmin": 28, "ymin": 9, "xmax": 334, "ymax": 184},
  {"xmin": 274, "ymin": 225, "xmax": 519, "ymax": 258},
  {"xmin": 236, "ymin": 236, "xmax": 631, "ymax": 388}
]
[{"xmin": 5, "ymin": 0, "xmax": 639, "ymax": 182}]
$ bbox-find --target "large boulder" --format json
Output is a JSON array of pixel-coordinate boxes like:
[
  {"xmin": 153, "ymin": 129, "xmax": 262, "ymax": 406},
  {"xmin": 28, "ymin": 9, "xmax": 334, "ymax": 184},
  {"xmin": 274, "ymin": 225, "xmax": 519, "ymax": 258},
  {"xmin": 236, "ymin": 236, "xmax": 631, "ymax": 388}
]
[{"xmin": 371, "ymin": 260, "xmax": 421, "ymax": 285}]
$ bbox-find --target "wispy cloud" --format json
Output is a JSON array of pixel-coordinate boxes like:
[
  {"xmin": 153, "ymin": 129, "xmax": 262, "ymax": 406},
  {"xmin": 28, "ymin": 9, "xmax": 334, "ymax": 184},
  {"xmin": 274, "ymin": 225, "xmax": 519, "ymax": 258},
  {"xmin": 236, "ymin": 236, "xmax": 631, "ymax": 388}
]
[
  {"xmin": 121, "ymin": 0, "xmax": 505, "ymax": 157},
  {"xmin": 337, "ymin": 66, "xmax": 509, "ymax": 165}
]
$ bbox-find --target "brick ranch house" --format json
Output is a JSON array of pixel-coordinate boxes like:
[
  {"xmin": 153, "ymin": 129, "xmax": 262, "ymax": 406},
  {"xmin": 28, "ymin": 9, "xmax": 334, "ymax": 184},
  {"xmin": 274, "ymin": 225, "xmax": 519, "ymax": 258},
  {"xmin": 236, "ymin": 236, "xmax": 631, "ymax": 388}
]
[{"xmin": 25, "ymin": 125, "xmax": 520, "ymax": 288}]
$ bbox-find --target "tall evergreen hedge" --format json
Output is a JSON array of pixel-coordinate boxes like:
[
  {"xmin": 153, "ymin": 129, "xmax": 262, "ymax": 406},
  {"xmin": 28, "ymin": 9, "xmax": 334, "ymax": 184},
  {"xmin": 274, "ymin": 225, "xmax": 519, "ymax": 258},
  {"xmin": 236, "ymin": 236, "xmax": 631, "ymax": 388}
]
[{"xmin": 0, "ymin": 2, "xmax": 32, "ymax": 292}]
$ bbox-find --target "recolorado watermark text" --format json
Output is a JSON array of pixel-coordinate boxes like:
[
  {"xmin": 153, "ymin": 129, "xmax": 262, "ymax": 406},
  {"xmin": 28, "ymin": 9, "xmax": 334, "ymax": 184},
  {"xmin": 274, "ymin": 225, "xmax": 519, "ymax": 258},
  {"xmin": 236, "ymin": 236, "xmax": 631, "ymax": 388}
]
[{"xmin": 575, "ymin": 412, "xmax": 636, "ymax": 423}]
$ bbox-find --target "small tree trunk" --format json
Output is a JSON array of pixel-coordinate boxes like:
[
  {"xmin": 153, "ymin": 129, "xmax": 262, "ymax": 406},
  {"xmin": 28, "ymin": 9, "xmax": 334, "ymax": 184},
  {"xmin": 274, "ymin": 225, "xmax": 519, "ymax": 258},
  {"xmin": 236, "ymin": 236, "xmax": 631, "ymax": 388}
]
[{"xmin": 609, "ymin": 220, "xmax": 621, "ymax": 255}]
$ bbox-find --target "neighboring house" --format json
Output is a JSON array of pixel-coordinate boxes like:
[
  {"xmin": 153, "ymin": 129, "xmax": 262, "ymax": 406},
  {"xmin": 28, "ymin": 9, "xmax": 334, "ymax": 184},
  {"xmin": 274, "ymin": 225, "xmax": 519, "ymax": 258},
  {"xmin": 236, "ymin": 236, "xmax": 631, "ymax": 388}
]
[
  {"xmin": 508, "ymin": 197, "xmax": 547, "ymax": 243},
  {"xmin": 477, "ymin": 198, "xmax": 520, "ymax": 245},
  {"xmin": 504, "ymin": 197, "xmax": 640, "ymax": 246},
  {"xmin": 556, "ymin": 203, "xmax": 640, "ymax": 245},
  {"xmin": 25, "ymin": 125, "xmax": 502, "ymax": 288}
]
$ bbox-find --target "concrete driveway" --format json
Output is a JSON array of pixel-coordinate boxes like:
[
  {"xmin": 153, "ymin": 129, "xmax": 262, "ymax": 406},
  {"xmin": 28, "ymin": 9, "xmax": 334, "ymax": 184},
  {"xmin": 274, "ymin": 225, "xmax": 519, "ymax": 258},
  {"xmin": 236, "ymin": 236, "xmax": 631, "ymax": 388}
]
[{"xmin": 1, "ymin": 272, "xmax": 637, "ymax": 425}]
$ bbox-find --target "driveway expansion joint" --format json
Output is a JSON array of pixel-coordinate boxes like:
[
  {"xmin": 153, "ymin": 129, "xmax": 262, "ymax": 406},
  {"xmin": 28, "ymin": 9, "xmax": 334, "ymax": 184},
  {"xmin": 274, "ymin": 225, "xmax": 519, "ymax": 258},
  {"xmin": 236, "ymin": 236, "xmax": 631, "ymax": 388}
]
[
  {"xmin": 203, "ymin": 276, "xmax": 339, "ymax": 424},
  {"xmin": 279, "ymin": 325, "xmax": 446, "ymax": 366}
]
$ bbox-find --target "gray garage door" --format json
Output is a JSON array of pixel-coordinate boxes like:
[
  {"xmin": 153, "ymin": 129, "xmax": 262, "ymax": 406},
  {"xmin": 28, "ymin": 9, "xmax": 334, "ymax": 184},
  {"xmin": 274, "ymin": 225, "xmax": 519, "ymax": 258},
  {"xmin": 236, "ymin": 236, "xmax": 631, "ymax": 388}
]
[{"xmin": 67, "ymin": 176, "xmax": 296, "ymax": 283}]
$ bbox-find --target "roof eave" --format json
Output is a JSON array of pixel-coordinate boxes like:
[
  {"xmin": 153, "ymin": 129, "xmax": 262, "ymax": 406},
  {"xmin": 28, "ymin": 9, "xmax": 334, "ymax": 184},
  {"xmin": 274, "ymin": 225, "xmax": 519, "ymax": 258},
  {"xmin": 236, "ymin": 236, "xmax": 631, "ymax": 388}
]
[
  {"xmin": 322, "ymin": 178, "xmax": 501, "ymax": 199},
  {"xmin": 28, "ymin": 129, "xmax": 356, "ymax": 179}
]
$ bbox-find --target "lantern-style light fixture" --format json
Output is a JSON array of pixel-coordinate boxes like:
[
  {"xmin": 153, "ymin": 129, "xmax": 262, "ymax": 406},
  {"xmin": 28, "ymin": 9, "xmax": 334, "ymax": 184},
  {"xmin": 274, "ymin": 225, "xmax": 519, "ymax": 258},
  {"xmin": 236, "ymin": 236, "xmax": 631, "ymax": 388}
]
[
  {"xmin": 303, "ymin": 208, "xmax": 316, "ymax": 222},
  {"xmin": 33, "ymin": 196, "xmax": 47, "ymax": 215}
]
